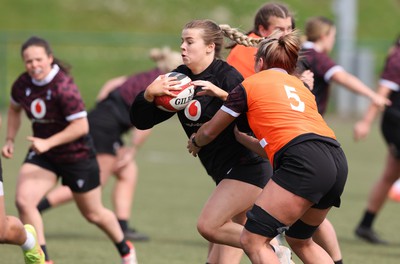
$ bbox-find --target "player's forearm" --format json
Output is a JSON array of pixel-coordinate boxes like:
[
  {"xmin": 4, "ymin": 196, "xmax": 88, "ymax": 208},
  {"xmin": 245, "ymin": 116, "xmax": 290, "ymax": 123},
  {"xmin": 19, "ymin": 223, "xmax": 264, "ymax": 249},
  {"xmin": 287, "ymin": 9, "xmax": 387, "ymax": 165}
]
[
  {"xmin": 334, "ymin": 71, "xmax": 375, "ymax": 99},
  {"xmin": 5, "ymin": 105, "xmax": 22, "ymax": 142},
  {"xmin": 360, "ymin": 84, "xmax": 391, "ymax": 125},
  {"xmin": 46, "ymin": 117, "xmax": 89, "ymax": 148}
]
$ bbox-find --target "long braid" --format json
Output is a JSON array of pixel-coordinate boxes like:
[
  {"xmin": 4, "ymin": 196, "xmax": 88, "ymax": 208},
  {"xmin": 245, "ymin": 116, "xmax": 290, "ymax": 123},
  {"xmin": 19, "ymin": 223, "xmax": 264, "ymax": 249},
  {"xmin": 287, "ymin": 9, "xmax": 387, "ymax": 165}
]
[{"xmin": 220, "ymin": 24, "xmax": 263, "ymax": 47}]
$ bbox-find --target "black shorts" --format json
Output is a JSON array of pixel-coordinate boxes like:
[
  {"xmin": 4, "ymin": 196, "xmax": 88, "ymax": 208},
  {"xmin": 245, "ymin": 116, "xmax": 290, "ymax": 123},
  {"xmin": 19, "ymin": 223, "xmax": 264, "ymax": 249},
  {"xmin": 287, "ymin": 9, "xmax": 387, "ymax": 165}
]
[
  {"xmin": 24, "ymin": 151, "xmax": 100, "ymax": 193},
  {"xmin": 215, "ymin": 158, "xmax": 272, "ymax": 188},
  {"xmin": 272, "ymin": 140, "xmax": 348, "ymax": 209},
  {"xmin": 88, "ymin": 103, "xmax": 128, "ymax": 155},
  {"xmin": 0, "ymin": 158, "xmax": 2, "ymax": 183},
  {"xmin": 381, "ymin": 107, "xmax": 400, "ymax": 159}
]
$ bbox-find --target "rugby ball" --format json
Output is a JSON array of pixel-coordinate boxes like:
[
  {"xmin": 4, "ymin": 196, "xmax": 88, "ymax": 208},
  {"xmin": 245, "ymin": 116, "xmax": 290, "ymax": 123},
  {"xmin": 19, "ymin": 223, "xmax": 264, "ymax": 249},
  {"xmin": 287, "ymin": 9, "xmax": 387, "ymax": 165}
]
[{"xmin": 154, "ymin": 72, "xmax": 195, "ymax": 112}]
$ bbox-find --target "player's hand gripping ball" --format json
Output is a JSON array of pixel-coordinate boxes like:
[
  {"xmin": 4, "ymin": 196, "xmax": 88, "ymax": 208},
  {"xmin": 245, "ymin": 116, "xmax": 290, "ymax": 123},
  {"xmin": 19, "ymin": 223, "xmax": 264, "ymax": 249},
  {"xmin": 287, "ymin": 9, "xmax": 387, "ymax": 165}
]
[{"xmin": 154, "ymin": 72, "xmax": 195, "ymax": 112}]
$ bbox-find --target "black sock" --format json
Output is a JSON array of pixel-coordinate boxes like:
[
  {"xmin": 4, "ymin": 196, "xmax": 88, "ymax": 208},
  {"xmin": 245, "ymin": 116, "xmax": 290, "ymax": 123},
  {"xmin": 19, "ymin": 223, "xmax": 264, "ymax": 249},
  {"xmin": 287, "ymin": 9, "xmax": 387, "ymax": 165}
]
[
  {"xmin": 359, "ymin": 210, "xmax": 376, "ymax": 228},
  {"xmin": 37, "ymin": 198, "xmax": 51, "ymax": 213},
  {"xmin": 118, "ymin": 219, "xmax": 128, "ymax": 232},
  {"xmin": 115, "ymin": 240, "xmax": 130, "ymax": 256},
  {"xmin": 41, "ymin": 245, "xmax": 50, "ymax": 261},
  {"xmin": 334, "ymin": 260, "xmax": 343, "ymax": 264}
]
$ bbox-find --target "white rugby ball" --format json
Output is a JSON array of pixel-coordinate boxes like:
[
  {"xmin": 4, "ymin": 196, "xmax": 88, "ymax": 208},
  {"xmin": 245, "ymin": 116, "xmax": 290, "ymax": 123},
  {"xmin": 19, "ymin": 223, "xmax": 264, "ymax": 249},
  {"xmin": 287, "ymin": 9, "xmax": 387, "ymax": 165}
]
[{"xmin": 154, "ymin": 72, "xmax": 195, "ymax": 112}]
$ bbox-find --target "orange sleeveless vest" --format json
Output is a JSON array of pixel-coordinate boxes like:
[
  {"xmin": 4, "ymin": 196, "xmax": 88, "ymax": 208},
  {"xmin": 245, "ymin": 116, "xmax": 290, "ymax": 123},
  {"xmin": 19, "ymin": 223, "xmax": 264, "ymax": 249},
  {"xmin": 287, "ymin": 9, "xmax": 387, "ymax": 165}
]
[{"xmin": 242, "ymin": 69, "xmax": 336, "ymax": 164}]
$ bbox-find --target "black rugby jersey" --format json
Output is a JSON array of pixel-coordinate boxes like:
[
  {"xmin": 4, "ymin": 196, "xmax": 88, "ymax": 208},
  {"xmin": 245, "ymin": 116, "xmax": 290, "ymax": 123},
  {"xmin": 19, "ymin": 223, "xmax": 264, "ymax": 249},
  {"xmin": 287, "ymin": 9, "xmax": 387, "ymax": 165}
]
[{"xmin": 130, "ymin": 59, "xmax": 263, "ymax": 181}]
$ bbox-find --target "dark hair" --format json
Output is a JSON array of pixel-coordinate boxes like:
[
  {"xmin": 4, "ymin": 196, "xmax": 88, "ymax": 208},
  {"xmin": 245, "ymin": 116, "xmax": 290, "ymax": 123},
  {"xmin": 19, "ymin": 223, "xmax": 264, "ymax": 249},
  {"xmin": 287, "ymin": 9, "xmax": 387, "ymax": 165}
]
[
  {"xmin": 387, "ymin": 34, "xmax": 400, "ymax": 55},
  {"xmin": 183, "ymin": 19, "xmax": 224, "ymax": 59},
  {"xmin": 21, "ymin": 36, "xmax": 71, "ymax": 74},
  {"xmin": 226, "ymin": 2, "xmax": 294, "ymax": 50},
  {"xmin": 252, "ymin": 2, "xmax": 294, "ymax": 36},
  {"xmin": 255, "ymin": 30, "xmax": 301, "ymax": 74}
]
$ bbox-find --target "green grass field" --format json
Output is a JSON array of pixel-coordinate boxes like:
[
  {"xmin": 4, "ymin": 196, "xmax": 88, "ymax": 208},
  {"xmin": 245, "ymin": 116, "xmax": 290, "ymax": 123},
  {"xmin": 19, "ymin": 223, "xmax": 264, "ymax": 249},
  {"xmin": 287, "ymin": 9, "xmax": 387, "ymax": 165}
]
[
  {"xmin": 0, "ymin": 0, "xmax": 399, "ymax": 263},
  {"xmin": 0, "ymin": 114, "xmax": 399, "ymax": 263}
]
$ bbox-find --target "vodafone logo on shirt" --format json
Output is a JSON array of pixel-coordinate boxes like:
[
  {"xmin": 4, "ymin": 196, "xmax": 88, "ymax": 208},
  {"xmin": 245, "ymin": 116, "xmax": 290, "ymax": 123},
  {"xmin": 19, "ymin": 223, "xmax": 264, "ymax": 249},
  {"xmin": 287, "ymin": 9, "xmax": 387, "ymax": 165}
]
[
  {"xmin": 30, "ymin": 98, "xmax": 46, "ymax": 119},
  {"xmin": 184, "ymin": 100, "xmax": 201, "ymax": 121}
]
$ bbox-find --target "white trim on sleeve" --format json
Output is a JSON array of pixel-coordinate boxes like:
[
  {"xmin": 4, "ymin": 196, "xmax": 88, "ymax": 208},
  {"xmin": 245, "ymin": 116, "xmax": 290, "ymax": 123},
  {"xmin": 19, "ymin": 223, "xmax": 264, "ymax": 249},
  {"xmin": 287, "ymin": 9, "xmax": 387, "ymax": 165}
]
[
  {"xmin": 221, "ymin": 105, "xmax": 240, "ymax": 117},
  {"xmin": 324, "ymin": 65, "xmax": 344, "ymax": 82},
  {"xmin": 66, "ymin": 111, "xmax": 87, "ymax": 122},
  {"xmin": 379, "ymin": 79, "xmax": 399, "ymax": 91}
]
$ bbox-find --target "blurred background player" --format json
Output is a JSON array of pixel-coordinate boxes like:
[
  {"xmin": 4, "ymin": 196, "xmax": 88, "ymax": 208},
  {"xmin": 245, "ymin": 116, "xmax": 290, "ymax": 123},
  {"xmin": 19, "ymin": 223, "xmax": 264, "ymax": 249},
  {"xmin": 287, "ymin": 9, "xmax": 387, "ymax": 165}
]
[
  {"xmin": 353, "ymin": 35, "xmax": 400, "ymax": 244},
  {"xmin": 1, "ymin": 36, "xmax": 137, "ymax": 264},
  {"xmin": 225, "ymin": 2, "xmax": 312, "ymax": 89},
  {"xmin": 222, "ymin": 3, "xmax": 344, "ymax": 264},
  {"xmin": 36, "ymin": 46, "xmax": 182, "ymax": 242},
  {"xmin": 0, "ymin": 114, "xmax": 44, "ymax": 264},
  {"xmin": 226, "ymin": 2, "xmax": 294, "ymax": 79},
  {"xmin": 297, "ymin": 16, "xmax": 389, "ymax": 116}
]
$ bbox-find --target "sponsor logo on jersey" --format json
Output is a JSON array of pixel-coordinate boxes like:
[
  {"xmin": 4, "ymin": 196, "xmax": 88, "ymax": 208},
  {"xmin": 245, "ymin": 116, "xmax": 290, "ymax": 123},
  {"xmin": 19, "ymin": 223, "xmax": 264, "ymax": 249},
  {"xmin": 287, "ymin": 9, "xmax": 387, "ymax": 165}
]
[
  {"xmin": 30, "ymin": 98, "xmax": 46, "ymax": 119},
  {"xmin": 184, "ymin": 100, "xmax": 201, "ymax": 121}
]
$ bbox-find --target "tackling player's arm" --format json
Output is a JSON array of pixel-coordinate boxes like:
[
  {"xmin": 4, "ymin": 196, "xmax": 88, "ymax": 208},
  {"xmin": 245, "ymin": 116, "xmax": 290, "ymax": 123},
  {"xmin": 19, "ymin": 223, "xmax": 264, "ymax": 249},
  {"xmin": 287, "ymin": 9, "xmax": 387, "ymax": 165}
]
[
  {"xmin": 233, "ymin": 125, "xmax": 267, "ymax": 158},
  {"xmin": 188, "ymin": 110, "xmax": 236, "ymax": 156},
  {"xmin": 188, "ymin": 84, "xmax": 247, "ymax": 156}
]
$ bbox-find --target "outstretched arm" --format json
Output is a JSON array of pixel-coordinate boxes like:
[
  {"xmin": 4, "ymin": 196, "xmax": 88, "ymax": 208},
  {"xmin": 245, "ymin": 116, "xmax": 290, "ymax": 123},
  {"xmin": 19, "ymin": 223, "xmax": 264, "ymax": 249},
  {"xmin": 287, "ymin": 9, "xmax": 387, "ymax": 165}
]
[
  {"xmin": 353, "ymin": 84, "xmax": 391, "ymax": 141},
  {"xmin": 332, "ymin": 70, "xmax": 391, "ymax": 109}
]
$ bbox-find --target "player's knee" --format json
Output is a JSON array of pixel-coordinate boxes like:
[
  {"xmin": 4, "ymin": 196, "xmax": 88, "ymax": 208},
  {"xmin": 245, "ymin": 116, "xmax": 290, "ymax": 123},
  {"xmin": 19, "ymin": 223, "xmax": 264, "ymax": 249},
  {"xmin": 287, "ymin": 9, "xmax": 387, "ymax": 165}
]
[
  {"xmin": 196, "ymin": 218, "xmax": 217, "ymax": 242},
  {"xmin": 240, "ymin": 227, "xmax": 273, "ymax": 255},
  {"xmin": 81, "ymin": 211, "xmax": 101, "ymax": 224},
  {"xmin": 239, "ymin": 229, "xmax": 254, "ymax": 253},
  {"xmin": 15, "ymin": 196, "xmax": 32, "ymax": 213}
]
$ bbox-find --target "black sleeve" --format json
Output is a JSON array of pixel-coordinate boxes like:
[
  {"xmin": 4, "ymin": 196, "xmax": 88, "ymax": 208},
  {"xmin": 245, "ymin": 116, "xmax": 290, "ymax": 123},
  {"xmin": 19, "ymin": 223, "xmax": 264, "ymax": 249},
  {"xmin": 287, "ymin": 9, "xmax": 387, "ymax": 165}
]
[
  {"xmin": 129, "ymin": 91, "xmax": 175, "ymax": 129},
  {"xmin": 295, "ymin": 56, "xmax": 312, "ymax": 90},
  {"xmin": 296, "ymin": 56, "xmax": 310, "ymax": 73}
]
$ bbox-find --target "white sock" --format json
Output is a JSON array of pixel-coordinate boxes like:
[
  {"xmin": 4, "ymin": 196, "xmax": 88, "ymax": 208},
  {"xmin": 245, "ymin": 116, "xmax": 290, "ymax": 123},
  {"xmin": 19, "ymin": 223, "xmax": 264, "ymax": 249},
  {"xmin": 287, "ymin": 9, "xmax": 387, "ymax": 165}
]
[{"xmin": 21, "ymin": 229, "xmax": 36, "ymax": 251}]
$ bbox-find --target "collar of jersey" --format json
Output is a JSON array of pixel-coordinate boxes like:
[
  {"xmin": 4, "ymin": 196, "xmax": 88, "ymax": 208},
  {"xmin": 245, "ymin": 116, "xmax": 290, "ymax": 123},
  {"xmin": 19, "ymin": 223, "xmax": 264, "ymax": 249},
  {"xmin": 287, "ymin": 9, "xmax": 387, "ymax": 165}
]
[{"xmin": 32, "ymin": 64, "xmax": 60, "ymax": 86}]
